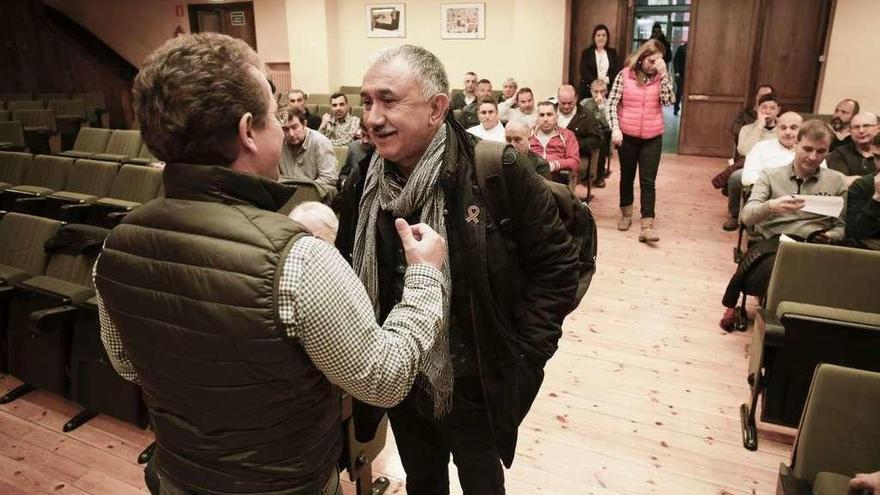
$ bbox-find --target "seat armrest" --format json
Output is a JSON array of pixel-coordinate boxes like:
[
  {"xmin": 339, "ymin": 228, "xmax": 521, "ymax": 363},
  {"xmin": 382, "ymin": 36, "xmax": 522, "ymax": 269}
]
[
  {"xmin": 776, "ymin": 464, "xmax": 813, "ymax": 495},
  {"xmin": 28, "ymin": 305, "xmax": 78, "ymax": 336},
  {"xmin": 777, "ymin": 301, "xmax": 880, "ymax": 329},
  {"xmin": 14, "ymin": 196, "xmax": 46, "ymax": 215},
  {"xmin": 59, "ymin": 203, "xmax": 92, "ymax": 223},
  {"xmin": 105, "ymin": 210, "xmax": 129, "ymax": 226},
  {"xmin": 757, "ymin": 307, "xmax": 785, "ymax": 345}
]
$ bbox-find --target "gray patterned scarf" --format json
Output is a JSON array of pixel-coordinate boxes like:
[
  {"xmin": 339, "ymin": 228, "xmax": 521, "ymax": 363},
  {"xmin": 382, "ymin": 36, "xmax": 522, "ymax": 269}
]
[{"xmin": 352, "ymin": 123, "xmax": 453, "ymax": 416}]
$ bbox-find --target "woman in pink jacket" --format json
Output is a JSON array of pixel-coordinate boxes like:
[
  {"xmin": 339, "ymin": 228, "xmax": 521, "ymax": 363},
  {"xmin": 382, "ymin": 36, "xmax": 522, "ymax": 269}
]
[{"xmin": 608, "ymin": 39, "xmax": 674, "ymax": 242}]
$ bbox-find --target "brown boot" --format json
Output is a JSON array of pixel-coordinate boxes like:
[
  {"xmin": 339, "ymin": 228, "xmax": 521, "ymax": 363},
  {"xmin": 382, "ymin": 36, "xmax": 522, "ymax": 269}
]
[
  {"xmin": 639, "ymin": 217, "xmax": 659, "ymax": 243},
  {"xmin": 617, "ymin": 205, "xmax": 633, "ymax": 231}
]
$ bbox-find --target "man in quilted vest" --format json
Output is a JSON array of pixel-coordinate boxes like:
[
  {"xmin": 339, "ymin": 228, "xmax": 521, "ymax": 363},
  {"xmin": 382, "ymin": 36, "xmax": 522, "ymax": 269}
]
[{"xmin": 95, "ymin": 33, "xmax": 449, "ymax": 495}]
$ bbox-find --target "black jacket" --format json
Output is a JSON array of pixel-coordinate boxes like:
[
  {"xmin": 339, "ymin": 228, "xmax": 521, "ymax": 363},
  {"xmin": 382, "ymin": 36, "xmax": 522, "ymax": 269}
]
[
  {"xmin": 578, "ymin": 46, "xmax": 621, "ymax": 97},
  {"xmin": 337, "ymin": 117, "xmax": 579, "ymax": 467},
  {"xmin": 566, "ymin": 106, "xmax": 603, "ymax": 155}
]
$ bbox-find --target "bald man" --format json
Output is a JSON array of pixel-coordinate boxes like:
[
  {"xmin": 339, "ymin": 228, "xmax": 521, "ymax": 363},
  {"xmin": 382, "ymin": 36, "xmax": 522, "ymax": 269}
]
[
  {"xmin": 725, "ymin": 112, "xmax": 820, "ymax": 230},
  {"xmin": 557, "ymin": 85, "xmax": 604, "ymax": 187},
  {"xmin": 505, "ymin": 121, "xmax": 550, "ymax": 177},
  {"xmin": 827, "ymin": 112, "xmax": 878, "ymax": 183}
]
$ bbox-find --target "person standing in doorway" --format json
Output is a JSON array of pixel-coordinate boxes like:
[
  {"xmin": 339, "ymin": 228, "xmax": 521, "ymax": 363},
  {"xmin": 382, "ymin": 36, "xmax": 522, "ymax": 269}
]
[
  {"xmin": 578, "ymin": 24, "xmax": 622, "ymax": 100},
  {"xmin": 650, "ymin": 22, "xmax": 672, "ymax": 64},
  {"xmin": 672, "ymin": 42, "xmax": 687, "ymax": 116},
  {"xmin": 608, "ymin": 39, "xmax": 674, "ymax": 243}
]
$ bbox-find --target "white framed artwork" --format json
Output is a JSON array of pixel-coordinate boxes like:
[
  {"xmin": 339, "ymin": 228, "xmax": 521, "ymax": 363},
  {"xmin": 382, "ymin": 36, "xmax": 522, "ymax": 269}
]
[
  {"xmin": 366, "ymin": 4, "xmax": 406, "ymax": 38},
  {"xmin": 441, "ymin": 3, "xmax": 485, "ymax": 39}
]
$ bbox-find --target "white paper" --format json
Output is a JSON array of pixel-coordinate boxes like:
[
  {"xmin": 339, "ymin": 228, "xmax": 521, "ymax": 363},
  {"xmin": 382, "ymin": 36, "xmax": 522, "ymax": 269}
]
[
  {"xmin": 779, "ymin": 233, "xmax": 797, "ymax": 243},
  {"xmin": 793, "ymin": 195, "xmax": 844, "ymax": 217}
]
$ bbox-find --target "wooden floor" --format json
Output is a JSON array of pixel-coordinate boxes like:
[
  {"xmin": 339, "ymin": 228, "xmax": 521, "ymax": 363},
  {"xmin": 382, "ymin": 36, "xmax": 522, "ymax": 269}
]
[{"xmin": 0, "ymin": 152, "xmax": 793, "ymax": 494}]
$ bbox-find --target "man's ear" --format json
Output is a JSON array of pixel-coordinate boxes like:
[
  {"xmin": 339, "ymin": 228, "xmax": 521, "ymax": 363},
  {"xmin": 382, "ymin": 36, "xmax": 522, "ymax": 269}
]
[
  {"xmin": 428, "ymin": 93, "xmax": 450, "ymax": 126},
  {"xmin": 238, "ymin": 112, "xmax": 258, "ymax": 154}
]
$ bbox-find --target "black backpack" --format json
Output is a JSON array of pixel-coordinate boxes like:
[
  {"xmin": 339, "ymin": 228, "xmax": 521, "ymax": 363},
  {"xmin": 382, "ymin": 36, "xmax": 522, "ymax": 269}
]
[{"xmin": 474, "ymin": 140, "xmax": 597, "ymax": 304}]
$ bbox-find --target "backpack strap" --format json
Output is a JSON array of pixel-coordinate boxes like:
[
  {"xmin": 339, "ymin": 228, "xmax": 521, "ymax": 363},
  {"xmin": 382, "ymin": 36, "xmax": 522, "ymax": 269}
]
[{"xmin": 474, "ymin": 140, "xmax": 515, "ymax": 234}]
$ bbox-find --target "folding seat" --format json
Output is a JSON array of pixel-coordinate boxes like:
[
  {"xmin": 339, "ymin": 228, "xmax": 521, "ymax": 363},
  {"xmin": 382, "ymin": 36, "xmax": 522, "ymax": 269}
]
[
  {"xmin": 65, "ymin": 293, "xmax": 149, "ymax": 431},
  {"xmin": 0, "ymin": 121, "xmax": 26, "ymax": 152},
  {"xmin": 740, "ymin": 242, "xmax": 880, "ymax": 451},
  {"xmin": 0, "ymin": 212, "xmax": 64, "ymax": 371},
  {"xmin": 333, "ymin": 145, "xmax": 349, "ymax": 172},
  {"xmin": 1, "ymin": 223, "xmax": 106, "ymax": 405},
  {"xmin": 776, "ymin": 364, "xmax": 880, "ymax": 495},
  {"xmin": 316, "ymin": 104, "xmax": 331, "ymax": 117},
  {"xmin": 12, "ymin": 108, "xmax": 57, "ymax": 155},
  {"xmin": 0, "ymin": 155, "xmax": 72, "ymax": 213},
  {"xmin": 277, "ymin": 178, "xmax": 334, "ymax": 213},
  {"xmin": 89, "ymin": 130, "xmax": 142, "ymax": 163},
  {"xmin": 0, "ymin": 109, "xmax": 10, "ymax": 121},
  {"xmin": 124, "ymin": 143, "xmax": 159, "ymax": 166},
  {"xmin": 41, "ymin": 159, "xmax": 118, "ymax": 220},
  {"xmin": 7, "ymin": 100, "xmax": 44, "ymax": 112},
  {"xmin": 38, "ymin": 93, "xmax": 69, "ymax": 105},
  {"xmin": 76, "ymin": 164, "xmax": 163, "ymax": 227},
  {"xmin": 338, "ymin": 85, "xmax": 361, "ymax": 94},
  {"xmin": 0, "ymin": 151, "xmax": 32, "ymax": 191},
  {"xmin": 345, "ymin": 94, "xmax": 362, "ymax": 107},
  {"xmin": 309, "ymin": 93, "xmax": 331, "ymax": 105},
  {"xmin": 340, "ymin": 394, "xmax": 391, "ymax": 494},
  {"xmin": 0, "ymin": 94, "xmax": 34, "ymax": 104},
  {"xmin": 48, "ymin": 99, "xmax": 87, "ymax": 151},
  {"xmin": 72, "ymin": 92, "xmax": 106, "ymax": 127},
  {"xmin": 60, "ymin": 127, "xmax": 112, "ymax": 159}
]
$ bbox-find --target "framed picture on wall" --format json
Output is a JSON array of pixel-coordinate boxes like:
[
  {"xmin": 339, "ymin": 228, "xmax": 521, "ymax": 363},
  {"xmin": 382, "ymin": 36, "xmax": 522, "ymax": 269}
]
[
  {"xmin": 366, "ymin": 4, "xmax": 406, "ymax": 38},
  {"xmin": 441, "ymin": 3, "xmax": 485, "ymax": 39}
]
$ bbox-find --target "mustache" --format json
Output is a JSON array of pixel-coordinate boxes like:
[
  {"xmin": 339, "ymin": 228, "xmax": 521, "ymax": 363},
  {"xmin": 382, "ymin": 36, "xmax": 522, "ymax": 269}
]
[{"xmin": 368, "ymin": 125, "xmax": 396, "ymax": 135}]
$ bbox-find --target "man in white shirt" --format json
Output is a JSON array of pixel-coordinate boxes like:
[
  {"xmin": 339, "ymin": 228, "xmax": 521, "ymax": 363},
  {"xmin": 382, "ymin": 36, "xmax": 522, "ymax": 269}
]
[
  {"xmin": 467, "ymin": 97, "xmax": 506, "ymax": 142},
  {"xmin": 497, "ymin": 77, "xmax": 518, "ymax": 120},
  {"xmin": 506, "ymin": 88, "xmax": 537, "ymax": 128},
  {"xmin": 723, "ymin": 111, "xmax": 805, "ymax": 230}
]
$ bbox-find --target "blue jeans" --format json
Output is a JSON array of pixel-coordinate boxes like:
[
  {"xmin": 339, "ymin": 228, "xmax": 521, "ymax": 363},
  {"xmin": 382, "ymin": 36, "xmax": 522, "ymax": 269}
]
[{"xmin": 727, "ymin": 168, "xmax": 744, "ymax": 217}]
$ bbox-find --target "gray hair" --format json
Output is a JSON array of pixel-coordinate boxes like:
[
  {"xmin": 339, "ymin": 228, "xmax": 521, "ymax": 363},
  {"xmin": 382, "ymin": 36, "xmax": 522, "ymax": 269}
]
[
  {"xmin": 367, "ymin": 45, "xmax": 449, "ymax": 99},
  {"xmin": 503, "ymin": 77, "xmax": 518, "ymax": 87}
]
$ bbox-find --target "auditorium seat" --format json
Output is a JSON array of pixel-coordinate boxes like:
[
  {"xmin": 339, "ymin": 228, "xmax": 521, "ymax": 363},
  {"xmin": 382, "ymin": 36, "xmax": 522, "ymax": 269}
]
[
  {"xmin": 124, "ymin": 143, "xmax": 158, "ymax": 166},
  {"xmin": 12, "ymin": 108, "xmax": 57, "ymax": 155},
  {"xmin": 77, "ymin": 164, "xmax": 163, "ymax": 227},
  {"xmin": 740, "ymin": 242, "xmax": 880, "ymax": 450},
  {"xmin": 339, "ymin": 85, "xmax": 361, "ymax": 94},
  {"xmin": 0, "ymin": 94, "xmax": 35, "ymax": 105},
  {"xmin": 776, "ymin": 364, "xmax": 880, "ymax": 494},
  {"xmin": 60, "ymin": 127, "xmax": 113, "ymax": 159},
  {"xmin": 0, "ymin": 109, "xmax": 10, "ymax": 121},
  {"xmin": 351, "ymin": 107, "xmax": 364, "ymax": 119},
  {"xmin": 0, "ymin": 151, "xmax": 32, "ymax": 191},
  {"xmin": 7, "ymin": 100, "xmax": 44, "ymax": 112},
  {"xmin": 1, "ymin": 223, "xmax": 104, "ymax": 405},
  {"xmin": 316, "ymin": 104, "xmax": 331, "ymax": 117},
  {"xmin": 90, "ymin": 130, "xmax": 142, "ymax": 163},
  {"xmin": 0, "ymin": 212, "xmax": 64, "ymax": 371},
  {"xmin": 0, "ymin": 155, "xmax": 73, "ymax": 212},
  {"xmin": 0, "ymin": 121, "xmax": 27, "ymax": 152},
  {"xmin": 310, "ymin": 93, "xmax": 331, "ymax": 105},
  {"xmin": 42, "ymin": 159, "xmax": 119, "ymax": 220},
  {"xmin": 333, "ymin": 146, "xmax": 348, "ymax": 172},
  {"xmin": 73, "ymin": 92, "xmax": 106, "ymax": 127},
  {"xmin": 38, "ymin": 93, "xmax": 69, "ymax": 105},
  {"xmin": 48, "ymin": 99, "xmax": 88, "ymax": 151},
  {"xmin": 345, "ymin": 94, "xmax": 363, "ymax": 107}
]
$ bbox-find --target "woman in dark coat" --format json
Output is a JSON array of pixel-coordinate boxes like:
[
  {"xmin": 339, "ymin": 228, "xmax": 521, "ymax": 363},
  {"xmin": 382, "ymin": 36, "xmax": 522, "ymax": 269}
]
[{"xmin": 578, "ymin": 24, "xmax": 622, "ymax": 99}]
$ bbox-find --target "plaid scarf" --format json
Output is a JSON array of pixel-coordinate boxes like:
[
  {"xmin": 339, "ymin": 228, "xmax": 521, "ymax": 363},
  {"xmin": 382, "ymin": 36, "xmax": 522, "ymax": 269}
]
[{"xmin": 352, "ymin": 123, "xmax": 453, "ymax": 416}]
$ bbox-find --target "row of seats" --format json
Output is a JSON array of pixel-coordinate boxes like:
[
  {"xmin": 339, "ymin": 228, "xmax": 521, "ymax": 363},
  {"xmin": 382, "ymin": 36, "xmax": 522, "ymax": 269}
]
[
  {"xmin": 0, "ymin": 212, "xmax": 148, "ymax": 431},
  {"xmin": 61, "ymin": 127, "xmax": 153, "ymax": 164},
  {"xmin": 0, "ymin": 92, "xmax": 106, "ymax": 127},
  {"xmin": 0, "ymin": 152, "xmax": 163, "ymax": 227}
]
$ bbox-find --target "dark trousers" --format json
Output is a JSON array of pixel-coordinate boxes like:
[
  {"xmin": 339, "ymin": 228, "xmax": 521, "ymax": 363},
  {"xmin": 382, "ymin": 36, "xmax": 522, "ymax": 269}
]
[
  {"xmin": 674, "ymin": 75, "xmax": 684, "ymax": 114},
  {"xmin": 618, "ymin": 134, "xmax": 663, "ymax": 218},
  {"xmin": 389, "ymin": 376, "xmax": 504, "ymax": 495}
]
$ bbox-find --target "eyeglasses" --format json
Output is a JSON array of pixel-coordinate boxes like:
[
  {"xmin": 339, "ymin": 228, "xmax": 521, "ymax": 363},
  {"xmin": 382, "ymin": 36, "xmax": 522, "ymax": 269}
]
[{"xmin": 851, "ymin": 124, "xmax": 878, "ymax": 131}]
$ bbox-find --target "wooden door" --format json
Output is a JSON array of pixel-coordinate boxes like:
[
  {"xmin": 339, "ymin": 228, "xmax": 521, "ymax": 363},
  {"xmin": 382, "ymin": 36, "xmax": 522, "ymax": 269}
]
[
  {"xmin": 677, "ymin": 0, "xmax": 762, "ymax": 157},
  {"xmin": 189, "ymin": 2, "xmax": 257, "ymax": 51},
  {"xmin": 567, "ymin": 0, "xmax": 628, "ymax": 93},
  {"xmin": 752, "ymin": 0, "xmax": 832, "ymax": 112}
]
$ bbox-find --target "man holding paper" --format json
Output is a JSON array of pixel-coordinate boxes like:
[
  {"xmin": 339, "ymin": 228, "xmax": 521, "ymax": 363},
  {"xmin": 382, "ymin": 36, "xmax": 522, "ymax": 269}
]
[{"xmin": 720, "ymin": 120, "xmax": 847, "ymax": 330}]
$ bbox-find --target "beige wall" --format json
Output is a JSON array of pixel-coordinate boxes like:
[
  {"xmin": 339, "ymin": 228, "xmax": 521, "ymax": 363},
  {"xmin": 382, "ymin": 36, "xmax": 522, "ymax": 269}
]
[
  {"xmin": 816, "ymin": 0, "xmax": 880, "ymax": 113},
  {"xmin": 287, "ymin": 0, "xmax": 568, "ymax": 99},
  {"xmin": 46, "ymin": 0, "xmax": 288, "ymax": 67}
]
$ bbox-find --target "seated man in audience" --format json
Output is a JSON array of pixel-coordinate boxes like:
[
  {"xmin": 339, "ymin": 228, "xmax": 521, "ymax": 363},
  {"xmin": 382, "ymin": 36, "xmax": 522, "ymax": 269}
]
[
  {"xmin": 723, "ymin": 112, "xmax": 804, "ymax": 230},
  {"xmin": 581, "ymin": 79, "xmax": 612, "ymax": 184},
  {"xmin": 289, "ymin": 201, "xmax": 339, "ymax": 244},
  {"xmin": 506, "ymin": 87, "xmax": 537, "ymax": 128},
  {"xmin": 337, "ymin": 120, "xmax": 373, "ymax": 191},
  {"xmin": 497, "ymin": 77, "xmax": 518, "ymax": 121},
  {"xmin": 279, "ymin": 107, "xmax": 339, "ymax": 191},
  {"xmin": 730, "ymin": 84, "xmax": 775, "ymax": 153},
  {"xmin": 318, "ymin": 92, "xmax": 361, "ymax": 146},
  {"xmin": 529, "ymin": 100, "xmax": 580, "ymax": 183},
  {"xmin": 827, "ymin": 112, "xmax": 878, "ymax": 183},
  {"xmin": 450, "ymin": 71, "xmax": 478, "ymax": 111},
  {"xmin": 845, "ymin": 133, "xmax": 880, "ymax": 249},
  {"xmin": 737, "ymin": 93, "xmax": 781, "ymax": 158},
  {"xmin": 467, "ymin": 97, "xmax": 506, "ymax": 142},
  {"xmin": 720, "ymin": 120, "xmax": 847, "ymax": 329},
  {"xmin": 505, "ymin": 120, "xmax": 550, "ymax": 177},
  {"xmin": 458, "ymin": 78, "xmax": 490, "ymax": 129},
  {"xmin": 557, "ymin": 84, "xmax": 603, "ymax": 188},
  {"xmin": 287, "ymin": 89, "xmax": 322, "ymax": 129},
  {"xmin": 830, "ymin": 98, "xmax": 859, "ymax": 151}
]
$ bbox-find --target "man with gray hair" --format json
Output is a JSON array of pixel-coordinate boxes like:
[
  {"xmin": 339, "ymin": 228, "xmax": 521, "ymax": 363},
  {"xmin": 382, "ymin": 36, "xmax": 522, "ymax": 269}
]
[
  {"xmin": 497, "ymin": 77, "xmax": 518, "ymax": 120},
  {"xmin": 338, "ymin": 45, "xmax": 578, "ymax": 494}
]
